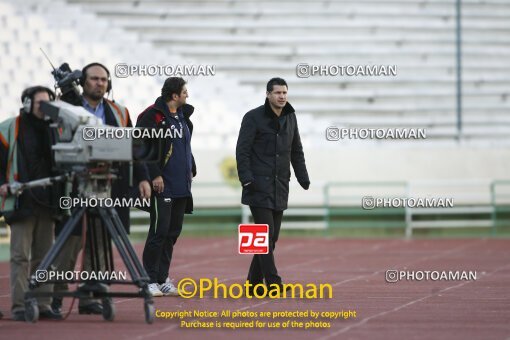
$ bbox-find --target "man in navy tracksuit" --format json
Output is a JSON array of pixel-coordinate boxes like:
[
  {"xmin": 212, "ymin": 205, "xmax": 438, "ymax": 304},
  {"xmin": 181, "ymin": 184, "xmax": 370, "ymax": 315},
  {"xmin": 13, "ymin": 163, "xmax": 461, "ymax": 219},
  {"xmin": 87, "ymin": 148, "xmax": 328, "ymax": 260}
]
[{"xmin": 136, "ymin": 77, "xmax": 195, "ymax": 296}]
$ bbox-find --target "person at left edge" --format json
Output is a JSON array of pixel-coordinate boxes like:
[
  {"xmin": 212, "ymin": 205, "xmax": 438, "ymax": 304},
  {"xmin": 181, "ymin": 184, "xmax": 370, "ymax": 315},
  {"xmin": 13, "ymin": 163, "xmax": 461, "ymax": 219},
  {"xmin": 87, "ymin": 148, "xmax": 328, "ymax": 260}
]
[
  {"xmin": 52, "ymin": 63, "xmax": 151, "ymax": 315},
  {"xmin": 0, "ymin": 86, "xmax": 63, "ymax": 321}
]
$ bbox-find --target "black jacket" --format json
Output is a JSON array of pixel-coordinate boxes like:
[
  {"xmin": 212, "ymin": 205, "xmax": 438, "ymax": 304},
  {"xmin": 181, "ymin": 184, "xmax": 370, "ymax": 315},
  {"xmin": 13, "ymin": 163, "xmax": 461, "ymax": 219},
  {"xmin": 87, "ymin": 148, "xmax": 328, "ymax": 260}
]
[
  {"xmin": 136, "ymin": 97, "xmax": 196, "ymax": 213},
  {"xmin": 236, "ymin": 99, "xmax": 309, "ymax": 210},
  {"xmin": 0, "ymin": 112, "xmax": 58, "ymax": 224}
]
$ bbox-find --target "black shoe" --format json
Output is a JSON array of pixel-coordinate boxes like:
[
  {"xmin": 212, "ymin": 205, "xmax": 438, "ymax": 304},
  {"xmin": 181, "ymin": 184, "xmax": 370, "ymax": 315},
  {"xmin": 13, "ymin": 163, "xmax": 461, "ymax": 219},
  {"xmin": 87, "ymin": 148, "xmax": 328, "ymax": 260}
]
[
  {"xmin": 39, "ymin": 309, "xmax": 63, "ymax": 320},
  {"xmin": 51, "ymin": 297, "xmax": 62, "ymax": 314},
  {"xmin": 12, "ymin": 311, "xmax": 25, "ymax": 321},
  {"xmin": 0, "ymin": 310, "xmax": 3, "ymax": 319},
  {"xmin": 268, "ymin": 283, "xmax": 292, "ymax": 295},
  {"xmin": 78, "ymin": 302, "xmax": 103, "ymax": 315},
  {"xmin": 248, "ymin": 284, "xmax": 266, "ymax": 297}
]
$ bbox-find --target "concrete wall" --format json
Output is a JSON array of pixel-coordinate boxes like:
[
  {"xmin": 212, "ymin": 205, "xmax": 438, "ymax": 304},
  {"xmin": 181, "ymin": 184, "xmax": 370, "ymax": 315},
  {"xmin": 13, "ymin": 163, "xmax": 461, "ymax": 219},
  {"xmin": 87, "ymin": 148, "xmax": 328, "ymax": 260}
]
[{"xmin": 191, "ymin": 145, "xmax": 510, "ymax": 206}]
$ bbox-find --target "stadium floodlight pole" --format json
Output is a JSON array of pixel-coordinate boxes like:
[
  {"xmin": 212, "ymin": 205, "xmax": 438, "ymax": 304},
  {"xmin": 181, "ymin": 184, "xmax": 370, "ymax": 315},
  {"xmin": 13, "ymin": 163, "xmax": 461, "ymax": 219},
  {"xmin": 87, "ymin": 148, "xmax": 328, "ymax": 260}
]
[{"xmin": 455, "ymin": 0, "xmax": 463, "ymax": 140}]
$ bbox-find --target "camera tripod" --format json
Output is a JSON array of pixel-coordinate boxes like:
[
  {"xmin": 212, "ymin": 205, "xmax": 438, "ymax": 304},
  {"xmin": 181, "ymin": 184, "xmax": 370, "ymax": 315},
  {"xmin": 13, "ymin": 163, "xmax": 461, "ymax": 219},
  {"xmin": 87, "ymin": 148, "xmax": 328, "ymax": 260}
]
[{"xmin": 19, "ymin": 169, "xmax": 154, "ymax": 324}]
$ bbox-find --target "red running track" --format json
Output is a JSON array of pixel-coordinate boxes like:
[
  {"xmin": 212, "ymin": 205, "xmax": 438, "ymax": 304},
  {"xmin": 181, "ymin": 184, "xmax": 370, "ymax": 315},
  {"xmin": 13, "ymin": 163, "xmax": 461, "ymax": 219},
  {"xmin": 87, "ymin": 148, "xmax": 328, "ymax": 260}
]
[{"xmin": 0, "ymin": 237, "xmax": 509, "ymax": 340}]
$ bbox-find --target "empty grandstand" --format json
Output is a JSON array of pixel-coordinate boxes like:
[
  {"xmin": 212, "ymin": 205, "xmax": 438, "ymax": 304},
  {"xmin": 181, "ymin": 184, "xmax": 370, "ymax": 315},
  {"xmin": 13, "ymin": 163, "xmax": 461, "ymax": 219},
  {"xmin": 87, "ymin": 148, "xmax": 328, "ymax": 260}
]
[{"xmin": 1, "ymin": 0, "xmax": 509, "ymax": 235}]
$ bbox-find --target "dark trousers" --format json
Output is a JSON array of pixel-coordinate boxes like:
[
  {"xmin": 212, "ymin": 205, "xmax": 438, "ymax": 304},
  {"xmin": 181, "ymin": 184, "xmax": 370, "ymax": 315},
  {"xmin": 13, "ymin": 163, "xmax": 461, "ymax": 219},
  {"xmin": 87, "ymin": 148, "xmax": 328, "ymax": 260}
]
[
  {"xmin": 142, "ymin": 196, "xmax": 187, "ymax": 283},
  {"xmin": 247, "ymin": 206, "xmax": 284, "ymax": 286}
]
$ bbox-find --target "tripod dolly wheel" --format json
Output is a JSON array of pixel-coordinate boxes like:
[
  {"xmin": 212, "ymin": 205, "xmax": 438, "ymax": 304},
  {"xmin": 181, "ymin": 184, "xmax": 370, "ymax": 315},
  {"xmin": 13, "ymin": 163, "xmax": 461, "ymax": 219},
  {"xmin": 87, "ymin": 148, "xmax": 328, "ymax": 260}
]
[
  {"xmin": 144, "ymin": 301, "xmax": 155, "ymax": 324},
  {"xmin": 102, "ymin": 298, "xmax": 115, "ymax": 321},
  {"xmin": 25, "ymin": 299, "xmax": 39, "ymax": 323}
]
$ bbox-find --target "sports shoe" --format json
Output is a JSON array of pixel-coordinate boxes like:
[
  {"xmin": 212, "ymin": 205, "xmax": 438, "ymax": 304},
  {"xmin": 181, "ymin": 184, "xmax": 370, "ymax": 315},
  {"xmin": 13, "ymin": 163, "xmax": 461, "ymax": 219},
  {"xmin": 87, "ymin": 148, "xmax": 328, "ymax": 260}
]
[
  {"xmin": 12, "ymin": 311, "xmax": 25, "ymax": 321},
  {"xmin": 148, "ymin": 283, "xmax": 163, "ymax": 297},
  {"xmin": 51, "ymin": 297, "xmax": 62, "ymax": 314},
  {"xmin": 159, "ymin": 278, "xmax": 179, "ymax": 296},
  {"xmin": 39, "ymin": 309, "xmax": 63, "ymax": 320},
  {"xmin": 78, "ymin": 302, "xmax": 103, "ymax": 315}
]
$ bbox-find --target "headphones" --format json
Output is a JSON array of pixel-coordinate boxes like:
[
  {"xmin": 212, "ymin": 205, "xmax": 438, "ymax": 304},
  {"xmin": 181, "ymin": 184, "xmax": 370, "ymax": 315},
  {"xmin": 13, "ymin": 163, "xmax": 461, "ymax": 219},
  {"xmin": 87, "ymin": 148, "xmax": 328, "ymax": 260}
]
[
  {"xmin": 80, "ymin": 62, "xmax": 112, "ymax": 93},
  {"xmin": 21, "ymin": 86, "xmax": 56, "ymax": 114}
]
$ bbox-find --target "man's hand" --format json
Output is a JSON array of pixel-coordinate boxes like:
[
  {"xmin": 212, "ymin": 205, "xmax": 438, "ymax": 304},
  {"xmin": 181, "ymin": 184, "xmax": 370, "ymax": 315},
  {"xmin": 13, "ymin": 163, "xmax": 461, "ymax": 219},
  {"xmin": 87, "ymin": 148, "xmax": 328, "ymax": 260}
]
[
  {"xmin": 139, "ymin": 180, "xmax": 151, "ymax": 199},
  {"xmin": 0, "ymin": 184, "xmax": 8, "ymax": 196},
  {"xmin": 300, "ymin": 181, "xmax": 310, "ymax": 190},
  {"xmin": 152, "ymin": 176, "xmax": 164, "ymax": 194}
]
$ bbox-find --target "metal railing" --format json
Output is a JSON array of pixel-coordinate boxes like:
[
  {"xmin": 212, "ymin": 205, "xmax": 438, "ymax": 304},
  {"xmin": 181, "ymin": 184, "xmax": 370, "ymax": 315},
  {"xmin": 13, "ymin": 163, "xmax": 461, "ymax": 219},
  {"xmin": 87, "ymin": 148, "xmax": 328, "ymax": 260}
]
[
  {"xmin": 127, "ymin": 179, "xmax": 507, "ymax": 237},
  {"xmin": 1, "ymin": 180, "xmax": 507, "ymax": 239}
]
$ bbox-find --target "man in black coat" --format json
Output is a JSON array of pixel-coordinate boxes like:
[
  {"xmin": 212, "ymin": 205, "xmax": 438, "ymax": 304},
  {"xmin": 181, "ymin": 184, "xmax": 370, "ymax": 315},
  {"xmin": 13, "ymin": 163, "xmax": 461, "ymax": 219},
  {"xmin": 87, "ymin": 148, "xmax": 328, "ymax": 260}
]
[{"xmin": 236, "ymin": 77, "xmax": 310, "ymax": 292}]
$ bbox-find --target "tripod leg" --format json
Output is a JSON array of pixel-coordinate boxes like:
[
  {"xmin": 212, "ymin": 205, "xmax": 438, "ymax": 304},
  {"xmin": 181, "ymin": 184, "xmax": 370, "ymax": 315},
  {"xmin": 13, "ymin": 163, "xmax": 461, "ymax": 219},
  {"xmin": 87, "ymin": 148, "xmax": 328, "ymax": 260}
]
[
  {"xmin": 28, "ymin": 206, "xmax": 87, "ymax": 289},
  {"xmin": 108, "ymin": 208, "xmax": 149, "ymax": 280},
  {"xmin": 103, "ymin": 220, "xmax": 114, "ymax": 272},
  {"xmin": 87, "ymin": 213, "xmax": 100, "ymax": 273},
  {"xmin": 94, "ymin": 208, "xmax": 154, "ymax": 324},
  {"xmin": 103, "ymin": 208, "xmax": 154, "ymax": 321},
  {"xmin": 97, "ymin": 208, "xmax": 141, "ymax": 283}
]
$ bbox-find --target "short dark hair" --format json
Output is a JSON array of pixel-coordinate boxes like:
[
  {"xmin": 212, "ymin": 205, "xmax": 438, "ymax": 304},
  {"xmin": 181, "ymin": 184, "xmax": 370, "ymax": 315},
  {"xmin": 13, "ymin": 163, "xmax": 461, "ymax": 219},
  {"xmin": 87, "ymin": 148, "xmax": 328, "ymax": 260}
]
[
  {"xmin": 266, "ymin": 77, "xmax": 288, "ymax": 92},
  {"xmin": 21, "ymin": 86, "xmax": 55, "ymax": 114},
  {"xmin": 21, "ymin": 86, "xmax": 55, "ymax": 103},
  {"xmin": 82, "ymin": 62, "xmax": 110, "ymax": 80},
  {"xmin": 161, "ymin": 77, "xmax": 187, "ymax": 102}
]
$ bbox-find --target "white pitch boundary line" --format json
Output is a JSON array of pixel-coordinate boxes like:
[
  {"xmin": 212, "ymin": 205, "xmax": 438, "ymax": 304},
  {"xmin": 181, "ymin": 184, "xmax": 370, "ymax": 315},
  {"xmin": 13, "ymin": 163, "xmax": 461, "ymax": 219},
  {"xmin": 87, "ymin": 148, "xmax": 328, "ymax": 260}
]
[
  {"xmin": 130, "ymin": 240, "xmax": 316, "ymax": 339},
  {"xmin": 318, "ymin": 238, "xmax": 488, "ymax": 339},
  {"xmin": 71, "ymin": 239, "xmax": 235, "ymax": 305},
  {"xmin": 119, "ymin": 238, "xmax": 487, "ymax": 322},
  {"xmin": 181, "ymin": 238, "xmax": 398, "ymax": 293},
  {"xmin": 318, "ymin": 261, "xmax": 510, "ymax": 340},
  {"xmin": 329, "ymin": 237, "xmax": 487, "ymax": 289},
  {"xmin": 127, "ymin": 240, "xmax": 403, "ymax": 339},
  {"xmin": 225, "ymin": 238, "xmax": 485, "ymax": 321},
  {"xmin": 233, "ymin": 239, "xmax": 405, "ymax": 312},
  {"xmin": 120, "ymin": 238, "xmax": 487, "ymax": 299},
  {"xmin": 115, "ymin": 240, "xmax": 310, "ymax": 305}
]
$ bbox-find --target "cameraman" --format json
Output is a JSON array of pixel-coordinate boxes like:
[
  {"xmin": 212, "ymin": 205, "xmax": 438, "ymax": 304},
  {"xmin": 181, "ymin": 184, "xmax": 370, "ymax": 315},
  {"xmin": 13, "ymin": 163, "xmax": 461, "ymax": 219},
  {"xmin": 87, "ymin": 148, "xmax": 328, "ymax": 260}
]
[
  {"xmin": 52, "ymin": 62, "xmax": 151, "ymax": 315},
  {"xmin": 0, "ymin": 86, "xmax": 63, "ymax": 321}
]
